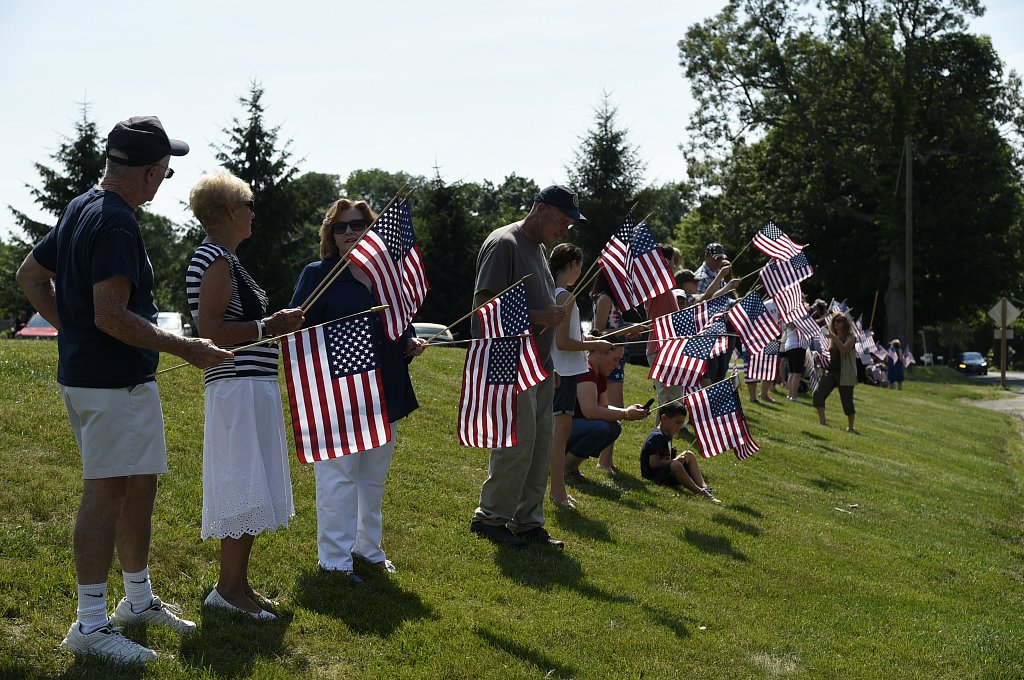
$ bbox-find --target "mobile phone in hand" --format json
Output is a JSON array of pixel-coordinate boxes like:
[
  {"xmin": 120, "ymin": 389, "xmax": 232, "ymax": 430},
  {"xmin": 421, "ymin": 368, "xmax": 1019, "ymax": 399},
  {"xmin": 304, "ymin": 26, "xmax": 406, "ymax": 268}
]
[{"xmin": 643, "ymin": 398, "xmax": 655, "ymax": 411}]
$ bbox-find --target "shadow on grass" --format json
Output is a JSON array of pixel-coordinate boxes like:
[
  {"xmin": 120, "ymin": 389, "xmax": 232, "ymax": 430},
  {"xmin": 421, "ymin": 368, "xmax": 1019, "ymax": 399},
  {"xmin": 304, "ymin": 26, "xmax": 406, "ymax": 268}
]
[
  {"xmin": 682, "ymin": 529, "xmax": 749, "ymax": 562},
  {"xmin": 179, "ymin": 608, "xmax": 291, "ymax": 678},
  {"xmin": 711, "ymin": 514, "xmax": 761, "ymax": 537},
  {"xmin": 729, "ymin": 504, "xmax": 764, "ymax": 519},
  {"xmin": 553, "ymin": 508, "xmax": 613, "ymax": 542},
  {"xmin": 292, "ymin": 568, "xmax": 435, "ymax": 637},
  {"xmin": 494, "ymin": 548, "xmax": 631, "ymax": 605},
  {"xmin": 476, "ymin": 626, "xmax": 576, "ymax": 678},
  {"xmin": 801, "ymin": 430, "xmax": 828, "ymax": 441},
  {"xmin": 807, "ymin": 476, "xmax": 855, "ymax": 493},
  {"xmin": 564, "ymin": 479, "xmax": 622, "ymax": 502}
]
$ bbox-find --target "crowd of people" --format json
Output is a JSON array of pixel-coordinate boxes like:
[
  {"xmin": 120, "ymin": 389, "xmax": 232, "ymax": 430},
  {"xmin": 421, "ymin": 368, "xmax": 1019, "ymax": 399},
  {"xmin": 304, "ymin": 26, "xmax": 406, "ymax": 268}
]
[{"xmin": 15, "ymin": 114, "xmax": 905, "ymax": 666}]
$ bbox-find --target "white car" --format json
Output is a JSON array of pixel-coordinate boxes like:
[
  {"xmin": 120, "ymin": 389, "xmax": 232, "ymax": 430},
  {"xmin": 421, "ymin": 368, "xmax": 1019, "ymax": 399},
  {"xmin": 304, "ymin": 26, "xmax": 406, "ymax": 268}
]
[
  {"xmin": 156, "ymin": 312, "xmax": 191, "ymax": 337},
  {"xmin": 412, "ymin": 322, "xmax": 454, "ymax": 344}
]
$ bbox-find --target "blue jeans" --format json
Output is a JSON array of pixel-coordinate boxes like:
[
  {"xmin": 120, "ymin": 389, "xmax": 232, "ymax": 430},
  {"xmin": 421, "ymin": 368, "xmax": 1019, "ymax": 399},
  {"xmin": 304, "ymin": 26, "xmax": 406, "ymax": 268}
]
[{"xmin": 566, "ymin": 419, "xmax": 622, "ymax": 459}]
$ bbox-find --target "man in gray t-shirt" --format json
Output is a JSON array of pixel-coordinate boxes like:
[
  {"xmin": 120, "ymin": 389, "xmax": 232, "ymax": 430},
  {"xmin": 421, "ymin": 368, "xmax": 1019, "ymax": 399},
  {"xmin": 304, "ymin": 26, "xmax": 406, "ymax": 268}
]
[{"xmin": 469, "ymin": 185, "xmax": 586, "ymax": 549}]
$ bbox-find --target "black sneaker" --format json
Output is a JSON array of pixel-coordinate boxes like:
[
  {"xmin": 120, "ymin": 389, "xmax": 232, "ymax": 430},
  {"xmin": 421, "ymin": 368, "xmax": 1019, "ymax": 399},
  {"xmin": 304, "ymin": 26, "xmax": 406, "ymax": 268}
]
[
  {"xmin": 470, "ymin": 520, "xmax": 527, "ymax": 548},
  {"xmin": 516, "ymin": 527, "xmax": 565, "ymax": 549}
]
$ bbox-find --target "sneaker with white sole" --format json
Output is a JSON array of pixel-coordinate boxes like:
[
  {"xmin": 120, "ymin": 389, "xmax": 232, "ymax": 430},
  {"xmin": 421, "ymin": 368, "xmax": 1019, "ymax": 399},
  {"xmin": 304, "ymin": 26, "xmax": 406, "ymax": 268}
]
[
  {"xmin": 110, "ymin": 596, "xmax": 197, "ymax": 634},
  {"xmin": 60, "ymin": 621, "xmax": 157, "ymax": 664},
  {"xmin": 701, "ymin": 487, "xmax": 722, "ymax": 504}
]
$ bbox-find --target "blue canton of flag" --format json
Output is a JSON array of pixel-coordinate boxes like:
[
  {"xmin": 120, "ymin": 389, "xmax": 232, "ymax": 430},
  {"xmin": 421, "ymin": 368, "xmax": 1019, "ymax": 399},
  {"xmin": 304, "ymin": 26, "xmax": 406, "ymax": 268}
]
[
  {"xmin": 697, "ymin": 320, "xmax": 731, "ymax": 358},
  {"xmin": 650, "ymin": 332, "xmax": 718, "ymax": 387},
  {"xmin": 327, "ymin": 317, "xmax": 378, "ymax": 377},
  {"xmin": 654, "ymin": 307, "xmax": 699, "ymax": 344},
  {"xmin": 485, "ymin": 338, "xmax": 520, "ymax": 385}
]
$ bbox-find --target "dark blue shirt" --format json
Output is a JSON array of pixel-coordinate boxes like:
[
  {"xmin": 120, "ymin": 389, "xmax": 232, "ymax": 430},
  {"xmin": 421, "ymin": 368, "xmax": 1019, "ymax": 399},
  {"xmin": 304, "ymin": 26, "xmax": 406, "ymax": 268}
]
[
  {"xmin": 291, "ymin": 258, "xmax": 419, "ymax": 423},
  {"xmin": 32, "ymin": 188, "xmax": 158, "ymax": 388},
  {"xmin": 640, "ymin": 428, "xmax": 673, "ymax": 480}
]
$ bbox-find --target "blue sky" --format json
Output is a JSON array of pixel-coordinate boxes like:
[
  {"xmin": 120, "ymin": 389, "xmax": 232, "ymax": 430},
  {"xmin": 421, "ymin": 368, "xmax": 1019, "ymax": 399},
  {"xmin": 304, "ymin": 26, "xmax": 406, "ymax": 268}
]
[{"xmin": 1, "ymin": 0, "xmax": 1021, "ymax": 239}]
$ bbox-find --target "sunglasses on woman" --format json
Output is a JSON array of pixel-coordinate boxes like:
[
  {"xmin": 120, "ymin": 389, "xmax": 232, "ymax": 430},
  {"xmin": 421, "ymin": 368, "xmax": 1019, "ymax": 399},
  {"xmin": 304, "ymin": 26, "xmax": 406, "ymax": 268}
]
[{"xmin": 331, "ymin": 219, "xmax": 370, "ymax": 234}]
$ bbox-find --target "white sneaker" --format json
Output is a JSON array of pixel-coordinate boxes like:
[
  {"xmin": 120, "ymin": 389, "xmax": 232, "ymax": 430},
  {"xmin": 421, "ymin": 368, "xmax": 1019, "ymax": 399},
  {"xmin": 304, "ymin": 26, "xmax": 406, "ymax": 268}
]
[
  {"xmin": 204, "ymin": 588, "xmax": 276, "ymax": 620},
  {"xmin": 110, "ymin": 596, "xmax": 197, "ymax": 634},
  {"xmin": 60, "ymin": 621, "xmax": 157, "ymax": 664}
]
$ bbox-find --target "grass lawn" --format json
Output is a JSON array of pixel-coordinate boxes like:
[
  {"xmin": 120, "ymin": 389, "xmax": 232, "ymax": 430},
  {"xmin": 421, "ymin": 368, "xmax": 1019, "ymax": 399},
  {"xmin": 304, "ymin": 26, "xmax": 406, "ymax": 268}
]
[{"xmin": 0, "ymin": 340, "xmax": 1022, "ymax": 679}]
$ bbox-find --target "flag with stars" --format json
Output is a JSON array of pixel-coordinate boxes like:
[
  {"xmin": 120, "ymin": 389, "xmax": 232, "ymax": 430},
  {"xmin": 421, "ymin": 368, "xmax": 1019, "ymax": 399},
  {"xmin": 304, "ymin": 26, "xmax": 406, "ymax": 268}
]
[
  {"xmin": 903, "ymin": 350, "xmax": 916, "ymax": 367},
  {"xmin": 649, "ymin": 333, "xmax": 718, "ymax": 387},
  {"xmin": 627, "ymin": 219, "xmax": 676, "ymax": 308},
  {"xmin": 752, "ymin": 221, "xmax": 805, "ymax": 260},
  {"xmin": 348, "ymin": 199, "xmax": 429, "ymax": 341},
  {"xmin": 726, "ymin": 291, "xmax": 780, "ymax": 355},
  {"xmin": 475, "ymin": 282, "xmax": 547, "ymax": 390},
  {"xmin": 282, "ymin": 316, "xmax": 391, "ymax": 464},
  {"xmin": 759, "ymin": 251, "xmax": 814, "ymax": 298},
  {"xmin": 695, "ymin": 294, "xmax": 735, "ymax": 330},
  {"xmin": 684, "ymin": 380, "xmax": 760, "ymax": 460},
  {"xmin": 746, "ymin": 340, "xmax": 781, "ymax": 382},
  {"xmin": 458, "ymin": 337, "xmax": 521, "ymax": 448},
  {"xmin": 597, "ymin": 212, "xmax": 635, "ymax": 311}
]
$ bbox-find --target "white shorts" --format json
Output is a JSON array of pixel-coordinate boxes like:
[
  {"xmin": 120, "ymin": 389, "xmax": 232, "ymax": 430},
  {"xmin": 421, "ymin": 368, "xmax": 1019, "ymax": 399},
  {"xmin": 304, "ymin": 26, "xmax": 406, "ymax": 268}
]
[{"xmin": 60, "ymin": 382, "xmax": 168, "ymax": 479}]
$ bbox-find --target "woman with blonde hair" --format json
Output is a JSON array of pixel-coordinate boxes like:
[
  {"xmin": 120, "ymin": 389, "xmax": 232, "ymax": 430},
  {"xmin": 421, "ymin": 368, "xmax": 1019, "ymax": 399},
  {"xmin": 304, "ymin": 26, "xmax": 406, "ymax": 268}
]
[
  {"xmin": 290, "ymin": 198, "xmax": 425, "ymax": 581},
  {"xmin": 186, "ymin": 172, "xmax": 305, "ymax": 618}
]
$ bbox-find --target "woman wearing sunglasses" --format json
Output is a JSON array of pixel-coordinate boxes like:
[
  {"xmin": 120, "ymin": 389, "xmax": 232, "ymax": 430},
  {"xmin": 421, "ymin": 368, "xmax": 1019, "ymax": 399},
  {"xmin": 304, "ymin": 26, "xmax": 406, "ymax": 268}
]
[{"xmin": 290, "ymin": 198, "xmax": 425, "ymax": 582}]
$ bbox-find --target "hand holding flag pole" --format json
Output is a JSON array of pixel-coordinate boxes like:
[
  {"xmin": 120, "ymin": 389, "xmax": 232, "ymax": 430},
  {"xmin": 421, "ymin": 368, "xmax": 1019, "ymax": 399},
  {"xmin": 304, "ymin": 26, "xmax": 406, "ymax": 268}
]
[{"xmin": 152, "ymin": 306, "xmax": 389, "ymax": 377}]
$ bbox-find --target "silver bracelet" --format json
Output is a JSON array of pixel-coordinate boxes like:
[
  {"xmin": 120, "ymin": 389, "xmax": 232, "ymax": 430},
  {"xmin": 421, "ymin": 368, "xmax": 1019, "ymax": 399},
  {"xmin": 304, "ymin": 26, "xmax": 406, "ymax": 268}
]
[{"xmin": 256, "ymin": 319, "xmax": 265, "ymax": 341}]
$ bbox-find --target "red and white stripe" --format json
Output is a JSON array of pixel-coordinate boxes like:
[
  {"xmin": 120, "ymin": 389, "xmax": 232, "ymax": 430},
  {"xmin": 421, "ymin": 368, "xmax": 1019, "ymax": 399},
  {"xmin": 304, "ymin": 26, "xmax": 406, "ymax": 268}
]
[
  {"xmin": 349, "ymin": 231, "xmax": 411, "ymax": 341},
  {"xmin": 648, "ymin": 338, "xmax": 708, "ymax": 387}
]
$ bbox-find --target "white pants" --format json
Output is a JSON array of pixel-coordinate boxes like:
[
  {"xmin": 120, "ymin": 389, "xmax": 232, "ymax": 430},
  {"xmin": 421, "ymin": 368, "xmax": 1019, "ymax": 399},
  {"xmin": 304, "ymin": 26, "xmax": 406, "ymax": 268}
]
[{"xmin": 314, "ymin": 428, "xmax": 396, "ymax": 571}]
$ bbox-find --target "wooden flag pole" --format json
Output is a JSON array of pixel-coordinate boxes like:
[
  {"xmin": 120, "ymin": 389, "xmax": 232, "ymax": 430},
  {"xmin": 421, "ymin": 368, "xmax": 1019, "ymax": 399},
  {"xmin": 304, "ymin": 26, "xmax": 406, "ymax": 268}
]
[
  {"xmin": 299, "ymin": 184, "xmax": 412, "ymax": 311},
  {"xmin": 425, "ymin": 275, "xmax": 533, "ymax": 344},
  {"xmin": 153, "ymin": 306, "xmax": 389, "ymax": 377}
]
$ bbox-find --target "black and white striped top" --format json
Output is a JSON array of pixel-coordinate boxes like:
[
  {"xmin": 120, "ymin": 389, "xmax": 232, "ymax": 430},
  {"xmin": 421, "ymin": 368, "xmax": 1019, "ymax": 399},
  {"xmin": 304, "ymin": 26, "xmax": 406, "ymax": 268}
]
[{"xmin": 186, "ymin": 242, "xmax": 278, "ymax": 384}]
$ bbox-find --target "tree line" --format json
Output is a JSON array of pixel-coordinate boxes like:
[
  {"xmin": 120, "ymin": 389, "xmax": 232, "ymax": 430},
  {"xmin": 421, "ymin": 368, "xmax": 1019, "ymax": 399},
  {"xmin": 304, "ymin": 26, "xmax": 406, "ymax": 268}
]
[{"xmin": 3, "ymin": 0, "xmax": 1022, "ymax": 351}]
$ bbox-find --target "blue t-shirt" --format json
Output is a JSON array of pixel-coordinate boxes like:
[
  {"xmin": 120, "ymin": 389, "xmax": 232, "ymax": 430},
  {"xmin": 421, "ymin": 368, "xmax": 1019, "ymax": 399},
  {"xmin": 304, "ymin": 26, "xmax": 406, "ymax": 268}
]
[
  {"xmin": 32, "ymin": 188, "xmax": 159, "ymax": 388},
  {"xmin": 640, "ymin": 428, "xmax": 674, "ymax": 480}
]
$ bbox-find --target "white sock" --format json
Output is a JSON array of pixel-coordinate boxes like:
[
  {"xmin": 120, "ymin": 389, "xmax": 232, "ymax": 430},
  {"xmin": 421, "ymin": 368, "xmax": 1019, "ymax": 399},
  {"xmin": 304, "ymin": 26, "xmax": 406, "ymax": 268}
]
[
  {"xmin": 122, "ymin": 567, "xmax": 154, "ymax": 611},
  {"xmin": 76, "ymin": 583, "xmax": 108, "ymax": 634}
]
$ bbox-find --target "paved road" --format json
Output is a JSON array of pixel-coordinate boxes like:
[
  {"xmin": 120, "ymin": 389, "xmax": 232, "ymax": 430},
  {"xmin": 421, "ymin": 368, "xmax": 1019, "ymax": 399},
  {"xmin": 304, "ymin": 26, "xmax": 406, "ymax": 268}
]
[{"xmin": 963, "ymin": 370, "xmax": 1024, "ymax": 418}]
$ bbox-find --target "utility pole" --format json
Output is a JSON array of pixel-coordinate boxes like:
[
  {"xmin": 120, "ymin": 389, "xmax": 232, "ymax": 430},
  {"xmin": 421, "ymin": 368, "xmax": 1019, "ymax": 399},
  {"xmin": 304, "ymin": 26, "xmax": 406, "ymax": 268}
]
[{"xmin": 905, "ymin": 136, "xmax": 913, "ymax": 354}]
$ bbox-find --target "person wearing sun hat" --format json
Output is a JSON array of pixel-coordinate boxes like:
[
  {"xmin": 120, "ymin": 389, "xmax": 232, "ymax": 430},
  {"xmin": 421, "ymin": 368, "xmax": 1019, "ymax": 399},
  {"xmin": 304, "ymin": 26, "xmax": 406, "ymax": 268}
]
[{"xmin": 16, "ymin": 115, "xmax": 232, "ymax": 664}]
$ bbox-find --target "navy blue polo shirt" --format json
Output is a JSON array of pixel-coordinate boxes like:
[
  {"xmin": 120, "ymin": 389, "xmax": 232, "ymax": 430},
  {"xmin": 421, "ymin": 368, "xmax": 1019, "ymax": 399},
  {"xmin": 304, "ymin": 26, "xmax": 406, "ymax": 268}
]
[{"xmin": 33, "ymin": 188, "xmax": 159, "ymax": 388}]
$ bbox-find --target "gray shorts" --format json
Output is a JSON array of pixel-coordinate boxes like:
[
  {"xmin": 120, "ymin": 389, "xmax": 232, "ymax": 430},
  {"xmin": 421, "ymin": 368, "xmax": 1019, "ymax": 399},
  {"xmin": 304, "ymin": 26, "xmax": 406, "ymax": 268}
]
[{"xmin": 60, "ymin": 382, "xmax": 168, "ymax": 479}]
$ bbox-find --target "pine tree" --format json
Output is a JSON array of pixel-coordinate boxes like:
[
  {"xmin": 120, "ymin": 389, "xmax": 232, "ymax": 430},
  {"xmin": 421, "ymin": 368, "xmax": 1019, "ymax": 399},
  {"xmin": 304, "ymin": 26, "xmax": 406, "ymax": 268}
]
[
  {"xmin": 8, "ymin": 102, "xmax": 105, "ymax": 246},
  {"xmin": 566, "ymin": 93, "xmax": 647, "ymax": 262},
  {"xmin": 213, "ymin": 82, "xmax": 305, "ymax": 309}
]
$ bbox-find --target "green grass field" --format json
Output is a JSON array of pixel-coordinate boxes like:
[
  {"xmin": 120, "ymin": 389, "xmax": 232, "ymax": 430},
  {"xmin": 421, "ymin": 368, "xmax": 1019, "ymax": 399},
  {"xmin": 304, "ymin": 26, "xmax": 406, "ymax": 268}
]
[{"xmin": 1, "ymin": 340, "xmax": 1022, "ymax": 679}]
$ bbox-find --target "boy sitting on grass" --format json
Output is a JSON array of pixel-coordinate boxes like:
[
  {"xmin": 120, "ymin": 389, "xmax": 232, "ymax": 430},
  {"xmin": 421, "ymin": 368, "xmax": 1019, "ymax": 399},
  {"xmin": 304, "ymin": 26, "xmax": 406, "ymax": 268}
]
[{"xmin": 640, "ymin": 403, "xmax": 720, "ymax": 503}]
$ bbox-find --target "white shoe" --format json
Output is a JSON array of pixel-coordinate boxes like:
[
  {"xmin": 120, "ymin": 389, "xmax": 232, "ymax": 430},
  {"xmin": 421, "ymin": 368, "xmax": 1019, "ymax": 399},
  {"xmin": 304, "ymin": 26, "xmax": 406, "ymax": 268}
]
[
  {"xmin": 204, "ymin": 588, "xmax": 276, "ymax": 620},
  {"xmin": 60, "ymin": 621, "xmax": 157, "ymax": 664},
  {"xmin": 110, "ymin": 596, "xmax": 197, "ymax": 634}
]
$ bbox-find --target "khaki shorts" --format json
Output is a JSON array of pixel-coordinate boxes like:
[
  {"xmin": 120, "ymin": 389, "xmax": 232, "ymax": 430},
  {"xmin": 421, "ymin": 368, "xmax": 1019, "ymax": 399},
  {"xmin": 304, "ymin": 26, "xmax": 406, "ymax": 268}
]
[{"xmin": 60, "ymin": 382, "xmax": 168, "ymax": 479}]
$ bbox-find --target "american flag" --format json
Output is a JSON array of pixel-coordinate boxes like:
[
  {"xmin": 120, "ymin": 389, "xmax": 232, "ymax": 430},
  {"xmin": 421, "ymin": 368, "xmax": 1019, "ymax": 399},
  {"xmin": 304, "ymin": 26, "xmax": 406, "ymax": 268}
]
[
  {"xmin": 348, "ymin": 200, "xmax": 429, "ymax": 341},
  {"xmin": 808, "ymin": 363, "xmax": 823, "ymax": 394},
  {"xmin": 696, "ymin": 294, "xmax": 734, "ymax": 330},
  {"xmin": 282, "ymin": 317, "xmax": 391, "ymax": 464},
  {"xmin": 684, "ymin": 380, "xmax": 760, "ymax": 460},
  {"xmin": 726, "ymin": 292, "xmax": 780, "ymax": 355},
  {"xmin": 700, "ymin": 319, "xmax": 732, "ymax": 358},
  {"xmin": 751, "ymin": 221, "xmax": 805, "ymax": 260},
  {"xmin": 652, "ymin": 307, "xmax": 728, "ymax": 356},
  {"xmin": 773, "ymin": 284, "xmax": 804, "ymax": 322},
  {"xmin": 746, "ymin": 340, "xmax": 781, "ymax": 382},
  {"xmin": 810, "ymin": 335, "xmax": 831, "ymax": 368},
  {"xmin": 598, "ymin": 213, "xmax": 675, "ymax": 311},
  {"xmin": 597, "ymin": 213, "xmax": 635, "ymax": 311},
  {"xmin": 649, "ymin": 333, "xmax": 718, "ymax": 387},
  {"xmin": 829, "ymin": 298, "xmax": 849, "ymax": 314},
  {"xmin": 457, "ymin": 337, "xmax": 520, "ymax": 448},
  {"xmin": 627, "ymin": 219, "xmax": 675, "ymax": 307},
  {"xmin": 792, "ymin": 313, "xmax": 824, "ymax": 345},
  {"xmin": 903, "ymin": 350, "xmax": 916, "ymax": 367},
  {"xmin": 759, "ymin": 251, "xmax": 814, "ymax": 298},
  {"xmin": 475, "ymin": 282, "xmax": 547, "ymax": 391}
]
